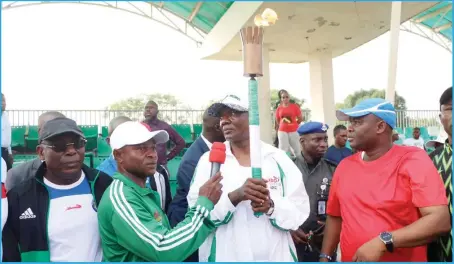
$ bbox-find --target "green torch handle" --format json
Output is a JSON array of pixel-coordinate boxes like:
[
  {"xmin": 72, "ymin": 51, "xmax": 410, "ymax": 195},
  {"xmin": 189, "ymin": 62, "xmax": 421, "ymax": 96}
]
[{"xmin": 248, "ymin": 77, "xmax": 263, "ymax": 217}]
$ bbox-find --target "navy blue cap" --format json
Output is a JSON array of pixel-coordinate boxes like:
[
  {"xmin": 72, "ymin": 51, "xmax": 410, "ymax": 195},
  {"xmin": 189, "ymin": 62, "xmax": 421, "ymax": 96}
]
[
  {"xmin": 336, "ymin": 98, "xmax": 396, "ymax": 129},
  {"xmin": 297, "ymin": 122, "xmax": 329, "ymax": 136}
]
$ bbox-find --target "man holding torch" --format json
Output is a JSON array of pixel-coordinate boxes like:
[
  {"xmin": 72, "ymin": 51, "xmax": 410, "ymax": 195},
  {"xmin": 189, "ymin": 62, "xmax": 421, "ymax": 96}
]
[{"xmin": 187, "ymin": 95, "xmax": 310, "ymax": 261}]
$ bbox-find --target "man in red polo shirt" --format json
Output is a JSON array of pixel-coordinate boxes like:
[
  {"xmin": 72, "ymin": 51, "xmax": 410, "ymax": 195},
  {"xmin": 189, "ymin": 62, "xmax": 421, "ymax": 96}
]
[{"xmin": 319, "ymin": 98, "xmax": 451, "ymax": 262}]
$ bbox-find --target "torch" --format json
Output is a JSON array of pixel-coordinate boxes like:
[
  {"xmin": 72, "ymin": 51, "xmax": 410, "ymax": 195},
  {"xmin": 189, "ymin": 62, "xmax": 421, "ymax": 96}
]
[{"xmin": 240, "ymin": 8, "xmax": 277, "ymax": 217}]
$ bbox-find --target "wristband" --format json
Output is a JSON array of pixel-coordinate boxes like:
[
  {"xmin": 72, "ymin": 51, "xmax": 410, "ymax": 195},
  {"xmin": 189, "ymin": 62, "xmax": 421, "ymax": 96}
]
[{"xmin": 319, "ymin": 253, "xmax": 332, "ymax": 261}]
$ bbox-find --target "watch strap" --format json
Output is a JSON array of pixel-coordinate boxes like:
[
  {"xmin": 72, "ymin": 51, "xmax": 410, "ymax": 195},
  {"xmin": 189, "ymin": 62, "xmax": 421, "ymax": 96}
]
[
  {"xmin": 319, "ymin": 253, "xmax": 332, "ymax": 261},
  {"xmin": 265, "ymin": 199, "xmax": 275, "ymax": 216}
]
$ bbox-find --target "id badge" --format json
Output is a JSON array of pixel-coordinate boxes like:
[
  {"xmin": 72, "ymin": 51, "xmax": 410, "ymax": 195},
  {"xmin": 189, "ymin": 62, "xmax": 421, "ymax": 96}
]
[{"xmin": 318, "ymin": 200, "xmax": 326, "ymax": 215}]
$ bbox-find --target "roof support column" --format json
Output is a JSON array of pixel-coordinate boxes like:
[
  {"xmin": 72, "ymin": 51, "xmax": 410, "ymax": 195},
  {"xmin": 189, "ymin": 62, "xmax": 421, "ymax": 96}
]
[
  {"xmin": 386, "ymin": 1, "xmax": 402, "ymax": 105},
  {"xmin": 258, "ymin": 45, "xmax": 272, "ymax": 144},
  {"xmin": 309, "ymin": 50, "xmax": 336, "ymax": 145}
]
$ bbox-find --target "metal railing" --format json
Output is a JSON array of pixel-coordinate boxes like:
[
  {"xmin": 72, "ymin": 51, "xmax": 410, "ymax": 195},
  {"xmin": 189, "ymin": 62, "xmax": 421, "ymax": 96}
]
[{"xmin": 6, "ymin": 109, "xmax": 441, "ymax": 130}]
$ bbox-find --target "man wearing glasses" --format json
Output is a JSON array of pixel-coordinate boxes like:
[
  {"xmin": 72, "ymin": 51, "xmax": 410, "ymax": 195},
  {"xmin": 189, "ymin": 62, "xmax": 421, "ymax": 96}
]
[
  {"xmin": 6, "ymin": 111, "xmax": 65, "ymax": 192},
  {"xmin": 2, "ymin": 117, "xmax": 112, "ymax": 262}
]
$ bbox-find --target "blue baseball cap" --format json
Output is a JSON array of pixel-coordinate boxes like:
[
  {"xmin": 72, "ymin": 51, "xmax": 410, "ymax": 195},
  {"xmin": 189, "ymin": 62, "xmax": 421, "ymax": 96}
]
[
  {"xmin": 336, "ymin": 98, "xmax": 396, "ymax": 129},
  {"xmin": 297, "ymin": 122, "xmax": 329, "ymax": 136}
]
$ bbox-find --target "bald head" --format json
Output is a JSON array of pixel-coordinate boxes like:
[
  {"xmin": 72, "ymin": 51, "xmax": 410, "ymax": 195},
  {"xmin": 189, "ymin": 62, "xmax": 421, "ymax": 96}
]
[
  {"xmin": 108, "ymin": 116, "xmax": 132, "ymax": 137},
  {"xmin": 38, "ymin": 111, "xmax": 66, "ymax": 133},
  {"xmin": 202, "ymin": 105, "xmax": 225, "ymax": 143}
]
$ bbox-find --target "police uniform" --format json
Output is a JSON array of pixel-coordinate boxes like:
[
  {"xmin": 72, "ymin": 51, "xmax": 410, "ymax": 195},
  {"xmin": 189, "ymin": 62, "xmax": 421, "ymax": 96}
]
[{"xmin": 293, "ymin": 122, "xmax": 337, "ymax": 262}]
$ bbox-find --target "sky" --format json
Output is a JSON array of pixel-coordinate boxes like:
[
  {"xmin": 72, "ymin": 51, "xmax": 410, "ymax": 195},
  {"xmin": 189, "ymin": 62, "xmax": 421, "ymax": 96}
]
[{"xmin": 1, "ymin": 2, "xmax": 452, "ymax": 112}]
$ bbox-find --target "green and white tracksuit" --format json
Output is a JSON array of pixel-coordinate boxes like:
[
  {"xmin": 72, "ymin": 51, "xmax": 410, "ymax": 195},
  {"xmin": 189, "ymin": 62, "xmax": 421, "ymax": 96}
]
[
  {"xmin": 188, "ymin": 141, "xmax": 311, "ymax": 262},
  {"xmin": 97, "ymin": 172, "xmax": 216, "ymax": 262}
]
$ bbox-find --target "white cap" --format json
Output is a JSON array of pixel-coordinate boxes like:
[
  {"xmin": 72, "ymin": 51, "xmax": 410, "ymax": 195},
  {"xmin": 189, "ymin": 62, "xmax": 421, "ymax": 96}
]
[
  {"xmin": 212, "ymin": 95, "xmax": 249, "ymax": 116},
  {"xmin": 425, "ymin": 133, "xmax": 448, "ymax": 149},
  {"xmin": 110, "ymin": 121, "xmax": 169, "ymax": 150}
]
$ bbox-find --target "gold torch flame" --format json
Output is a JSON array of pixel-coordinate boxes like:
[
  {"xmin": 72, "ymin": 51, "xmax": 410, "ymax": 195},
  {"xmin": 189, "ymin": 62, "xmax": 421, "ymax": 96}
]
[{"xmin": 254, "ymin": 8, "xmax": 278, "ymax": 27}]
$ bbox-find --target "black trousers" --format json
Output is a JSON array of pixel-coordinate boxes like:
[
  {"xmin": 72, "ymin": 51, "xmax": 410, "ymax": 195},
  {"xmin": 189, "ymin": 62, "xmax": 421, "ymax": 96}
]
[{"xmin": 1, "ymin": 147, "xmax": 12, "ymax": 170}]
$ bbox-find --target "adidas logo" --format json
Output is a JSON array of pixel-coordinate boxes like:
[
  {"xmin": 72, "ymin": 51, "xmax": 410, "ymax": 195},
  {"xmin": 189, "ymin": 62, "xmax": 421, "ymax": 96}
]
[{"xmin": 19, "ymin": 208, "xmax": 36, "ymax": 220}]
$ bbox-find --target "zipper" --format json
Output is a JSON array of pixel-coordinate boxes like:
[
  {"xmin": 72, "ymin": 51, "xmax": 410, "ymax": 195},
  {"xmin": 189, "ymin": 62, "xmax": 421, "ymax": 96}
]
[{"xmin": 35, "ymin": 178, "xmax": 51, "ymax": 256}]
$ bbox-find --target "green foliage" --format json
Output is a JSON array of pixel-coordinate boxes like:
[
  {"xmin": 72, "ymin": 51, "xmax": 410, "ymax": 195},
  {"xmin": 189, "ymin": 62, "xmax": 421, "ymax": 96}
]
[
  {"xmin": 336, "ymin": 89, "xmax": 407, "ymax": 110},
  {"xmin": 106, "ymin": 93, "xmax": 193, "ymax": 124}
]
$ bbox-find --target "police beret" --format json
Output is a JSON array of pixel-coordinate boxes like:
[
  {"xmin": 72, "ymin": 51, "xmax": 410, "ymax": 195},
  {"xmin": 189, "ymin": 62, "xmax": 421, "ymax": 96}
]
[{"xmin": 297, "ymin": 121, "xmax": 329, "ymax": 136}]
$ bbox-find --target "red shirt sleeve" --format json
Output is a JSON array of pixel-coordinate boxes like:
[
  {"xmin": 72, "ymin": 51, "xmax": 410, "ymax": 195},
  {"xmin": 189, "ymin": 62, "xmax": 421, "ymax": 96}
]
[
  {"xmin": 400, "ymin": 150, "xmax": 448, "ymax": 208},
  {"xmin": 327, "ymin": 170, "xmax": 342, "ymax": 217},
  {"xmin": 275, "ymin": 107, "xmax": 280, "ymax": 120}
]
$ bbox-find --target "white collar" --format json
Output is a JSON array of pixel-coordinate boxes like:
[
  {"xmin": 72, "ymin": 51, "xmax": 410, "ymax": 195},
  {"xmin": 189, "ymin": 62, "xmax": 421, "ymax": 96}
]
[{"xmin": 201, "ymin": 134, "xmax": 213, "ymax": 150}]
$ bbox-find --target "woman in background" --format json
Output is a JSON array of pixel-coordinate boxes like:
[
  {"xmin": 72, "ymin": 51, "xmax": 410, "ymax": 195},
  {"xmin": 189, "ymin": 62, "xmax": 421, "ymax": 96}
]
[{"xmin": 275, "ymin": 89, "xmax": 303, "ymax": 156}]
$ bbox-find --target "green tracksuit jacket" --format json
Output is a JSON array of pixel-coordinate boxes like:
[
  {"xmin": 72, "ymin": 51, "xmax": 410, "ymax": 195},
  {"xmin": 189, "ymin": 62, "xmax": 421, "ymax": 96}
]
[{"xmin": 97, "ymin": 172, "xmax": 216, "ymax": 262}]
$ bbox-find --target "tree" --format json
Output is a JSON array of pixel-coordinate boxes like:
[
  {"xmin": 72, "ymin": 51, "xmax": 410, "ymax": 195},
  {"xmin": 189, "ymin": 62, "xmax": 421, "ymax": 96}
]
[
  {"xmin": 106, "ymin": 93, "xmax": 193, "ymax": 124},
  {"xmin": 270, "ymin": 89, "xmax": 306, "ymax": 110},
  {"xmin": 336, "ymin": 89, "xmax": 407, "ymax": 110}
]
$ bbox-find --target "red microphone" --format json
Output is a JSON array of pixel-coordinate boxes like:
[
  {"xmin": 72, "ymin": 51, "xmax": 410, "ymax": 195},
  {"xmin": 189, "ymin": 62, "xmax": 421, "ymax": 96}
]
[{"xmin": 209, "ymin": 142, "xmax": 226, "ymax": 178}]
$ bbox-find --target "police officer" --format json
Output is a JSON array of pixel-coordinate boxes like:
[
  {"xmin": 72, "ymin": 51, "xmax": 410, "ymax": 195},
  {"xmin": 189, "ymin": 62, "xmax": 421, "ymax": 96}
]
[{"xmin": 291, "ymin": 122, "xmax": 337, "ymax": 262}]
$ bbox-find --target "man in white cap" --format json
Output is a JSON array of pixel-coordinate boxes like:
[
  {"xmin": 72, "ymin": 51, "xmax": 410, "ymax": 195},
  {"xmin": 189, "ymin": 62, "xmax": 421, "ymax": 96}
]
[
  {"xmin": 188, "ymin": 95, "xmax": 310, "ymax": 262},
  {"xmin": 97, "ymin": 121, "xmax": 224, "ymax": 262}
]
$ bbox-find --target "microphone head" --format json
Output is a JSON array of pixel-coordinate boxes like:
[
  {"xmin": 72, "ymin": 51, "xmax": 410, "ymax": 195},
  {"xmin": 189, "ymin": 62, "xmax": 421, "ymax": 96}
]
[
  {"xmin": 211, "ymin": 142, "xmax": 226, "ymax": 152},
  {"xmin": 209, "ymin": 143, "xmax": 226, "ymax": 164}
]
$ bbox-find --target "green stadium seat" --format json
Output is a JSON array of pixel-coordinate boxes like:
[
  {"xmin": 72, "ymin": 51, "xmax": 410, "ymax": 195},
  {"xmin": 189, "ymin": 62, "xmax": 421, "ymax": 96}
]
[
  {"xmin": 394, "ymin": 138, "xmax": 404, "ymax": 145},
  {"xmin": 167, "ymin": 157, "xmax": 181, "ymax": 181},
  {"xmin": 11, "ymin": 126, "xmax": 26, "ymax": 148},
  {"xmin": 193, "ymin": 124, "xmax": 202, "ymax": 138},
  {"xmin": 12, "ymin": 154, "xmax": 37, "ymax": 167},
  {"xmin": 395, "ymin": 127, "xmax": 404, "ymax": 135},
  {"xmin": 101, "ymin": 126, "xmax": 108, "ymax": 138},
  {"xmin": 97, "ymin": 137, "xmax": 112, "ymax": 157},
  {"xmin": 172, "ymin": 124, "xmax": 193, "ymax": 145},
  {"xmin": 25, "ymin": 126, "xmax": 39, "ymax": 152},
  {"xmin": 419, "ymin": 127, "xmax": 430, "ymax": 140},
  {"xmin": 404, "ymin": 127, "xmax": 413, "ymax": 139},
  {"xmin": 80, "ymin": 125, "xmax": 98, "ymax": 151},
  {"xmin": 93, "ymin": 156, "xmax": 109, "ymax": 169}
]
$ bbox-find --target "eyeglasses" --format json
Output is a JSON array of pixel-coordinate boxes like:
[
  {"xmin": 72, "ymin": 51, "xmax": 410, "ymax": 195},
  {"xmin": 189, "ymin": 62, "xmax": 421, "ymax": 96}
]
[
  {"xmin": 42, "ymin": 138, "xmax": 87, "ymax": 152},
  {"xmin": 220, "ymin": 109, "xmax": 246, "ymax": 121}
]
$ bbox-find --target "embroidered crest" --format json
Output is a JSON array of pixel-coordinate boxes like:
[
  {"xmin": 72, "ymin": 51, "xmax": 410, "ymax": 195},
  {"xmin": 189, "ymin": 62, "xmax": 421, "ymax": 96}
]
[
  {"xmin": 154, "ymin": 211, "xmax": 162, "ymax": 222},
  {"xmin": 265, "ymin": 176, "xmax": 281, "ymax": 190}
]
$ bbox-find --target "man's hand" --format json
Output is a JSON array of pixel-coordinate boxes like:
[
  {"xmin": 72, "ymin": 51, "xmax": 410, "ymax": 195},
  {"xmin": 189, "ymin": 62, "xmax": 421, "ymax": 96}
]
[
  {"xmin": 290, "ymin": 228, "xmax": 308, "ymax": 244},
  {"xmin": 251, "ymin": 199, "xmax": 272, "ymax": 213},
  {"xmin": 198, "ymin": 173, "xmax": 223, "ymax": 205},
  {"xmin": 229, "ymin": 178, "xmax": 269, "ymax": 206},
  {"xmin": 352, "ymin": 236, "xmax": 386, "ymax": 262}
]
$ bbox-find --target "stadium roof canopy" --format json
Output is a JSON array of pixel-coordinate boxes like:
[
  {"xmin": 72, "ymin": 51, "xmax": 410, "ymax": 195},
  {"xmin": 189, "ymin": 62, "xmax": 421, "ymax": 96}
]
[{"xmin": 2, "ymin": 1, "xmax": 451, "ymax": 56}]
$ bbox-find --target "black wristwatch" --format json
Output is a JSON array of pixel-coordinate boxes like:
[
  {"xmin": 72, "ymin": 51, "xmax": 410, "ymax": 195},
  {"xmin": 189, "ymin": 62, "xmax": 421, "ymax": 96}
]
[{"xmin": 379, "ymin": 232, "xmax": 394, "ymax": 253}]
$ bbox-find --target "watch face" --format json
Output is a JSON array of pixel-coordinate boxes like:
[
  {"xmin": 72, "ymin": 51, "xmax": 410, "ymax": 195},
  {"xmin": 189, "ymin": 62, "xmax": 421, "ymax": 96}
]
[{"xmin": 380, "ymin": 232, "xmax": 392, "ymax": 242}]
